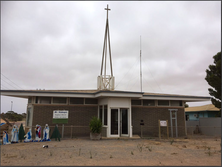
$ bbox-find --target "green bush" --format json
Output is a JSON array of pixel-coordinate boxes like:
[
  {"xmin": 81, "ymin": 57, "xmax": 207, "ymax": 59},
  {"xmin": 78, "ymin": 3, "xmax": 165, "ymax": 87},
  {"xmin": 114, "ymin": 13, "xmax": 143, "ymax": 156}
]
[{"xmin": 89, "ymin": 116, "xmax": 102, "ymax": 134}]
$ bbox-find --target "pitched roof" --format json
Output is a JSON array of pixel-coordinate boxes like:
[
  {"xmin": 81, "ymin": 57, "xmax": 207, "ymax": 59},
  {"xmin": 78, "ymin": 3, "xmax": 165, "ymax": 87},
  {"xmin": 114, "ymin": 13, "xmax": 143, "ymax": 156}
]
[{"xmin": 185, "ymin": 104, "xmax": 220, "ymax": 112}]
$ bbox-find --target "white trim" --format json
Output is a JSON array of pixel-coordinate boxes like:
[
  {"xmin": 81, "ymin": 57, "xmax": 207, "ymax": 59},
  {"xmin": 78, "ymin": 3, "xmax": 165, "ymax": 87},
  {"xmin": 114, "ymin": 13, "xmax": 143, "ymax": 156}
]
[
  {"xmin": 141, "ymin": 96, "xmax": 210, "ymax": 102},
  {"xmin": 95, "ymin": 92, "xmax": 143, "ymax": 98}
]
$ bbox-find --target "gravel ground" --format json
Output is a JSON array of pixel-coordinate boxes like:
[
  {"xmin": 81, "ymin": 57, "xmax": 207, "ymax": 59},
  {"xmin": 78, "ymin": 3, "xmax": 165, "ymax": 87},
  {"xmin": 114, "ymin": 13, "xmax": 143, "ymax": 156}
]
[{"xmin": 1, "ymin": 136, "xmax": 221, "ymax": 166}]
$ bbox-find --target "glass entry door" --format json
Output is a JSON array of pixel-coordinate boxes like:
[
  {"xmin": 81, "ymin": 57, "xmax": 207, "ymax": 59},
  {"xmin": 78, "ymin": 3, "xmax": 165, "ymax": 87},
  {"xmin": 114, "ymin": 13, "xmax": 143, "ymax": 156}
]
[{"xmin": 110, "ymin": 108, "xmax": 128, "ymax": 137}]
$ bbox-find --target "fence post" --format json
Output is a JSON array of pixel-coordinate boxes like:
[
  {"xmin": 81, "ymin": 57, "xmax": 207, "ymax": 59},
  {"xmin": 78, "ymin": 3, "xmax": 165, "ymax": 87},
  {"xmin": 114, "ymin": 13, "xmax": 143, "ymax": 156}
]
[
  {"xmin": 62, "ymin": 124, "xmax": 64, "ymax": 138},
  {"xmin": 141, "ymin": 125, "xmax": 143, "ymax": 138},
  {"xmin": 71, "ymin": 125, "xmax": 72, "ymax": 139},
  {"xmin": 192, "ymin": 126, "xmax": 193, "ymax": 136}
]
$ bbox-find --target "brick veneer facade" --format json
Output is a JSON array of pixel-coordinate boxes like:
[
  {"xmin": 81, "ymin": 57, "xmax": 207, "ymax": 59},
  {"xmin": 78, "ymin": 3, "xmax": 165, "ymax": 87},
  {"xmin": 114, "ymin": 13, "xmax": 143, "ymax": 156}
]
[
  {"xmin": 29, "ymin": 104, "xmax": 186, "ymax": 138},
  {"xmin": 132, "ymin": 106, "xmax": 186, "ymax": 137},
  {"xmin": 31, "ymin": 104, "xmax": 98, "ymax": 138}
]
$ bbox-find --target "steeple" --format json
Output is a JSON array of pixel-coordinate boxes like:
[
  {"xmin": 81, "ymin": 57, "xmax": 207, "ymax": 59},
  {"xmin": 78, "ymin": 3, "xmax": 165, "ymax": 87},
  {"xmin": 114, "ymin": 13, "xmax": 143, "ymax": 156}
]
[{"xmin": 97, "ymin": 4, "xmax": 115, "ymax": 90}]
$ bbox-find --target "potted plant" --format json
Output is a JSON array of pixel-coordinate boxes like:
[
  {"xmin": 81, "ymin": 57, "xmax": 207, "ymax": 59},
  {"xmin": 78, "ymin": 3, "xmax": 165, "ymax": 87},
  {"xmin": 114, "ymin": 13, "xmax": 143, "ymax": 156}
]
[{"xmin": 89, "ymin": 116, "xmax": 102, "ymax": 140}]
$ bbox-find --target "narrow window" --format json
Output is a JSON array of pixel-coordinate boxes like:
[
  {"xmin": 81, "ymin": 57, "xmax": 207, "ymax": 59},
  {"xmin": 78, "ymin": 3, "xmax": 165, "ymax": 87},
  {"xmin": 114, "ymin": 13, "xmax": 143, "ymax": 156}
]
[
  {"xmin": 28, "ymin": 97, "xmax": 32, "ymax": 104},
  {"xmin": 70, "ymin": 98, "xmax": 84, "ymax": 104},
  {"xmin": 53, "ymin": 97, "xmax": 67, "ymax": 104},
  {"xmin": 143, "ymin": 100, "xmax": 155, "ymax": 106},
  {"xmin": 158, "ymin": 100, "xmax": 169, "ymax": 106},
  {"xmin": 131, "ymin": 100, "xmax": 141, "ymax": 105},
  {"xmin": 171, "ymin": 100, "xmax": 182, "ymax": 106},
  {"xmin": 99, "ymin": 106, "xmax": 103, "ymax": 122},
  {"xmin": 85, "ymin": 98, "xmax": 98, "ymax": 104},
  {"xmin": 104, "ymin": 105, "xmax": 107, "ymax": 125},
  {"xmin": 35, "ymin": 97, "xmax": 38, "ymax": 104},
  {"xmin": 39, "ymin": 97, "xmax": 51, "ymax": 104}
]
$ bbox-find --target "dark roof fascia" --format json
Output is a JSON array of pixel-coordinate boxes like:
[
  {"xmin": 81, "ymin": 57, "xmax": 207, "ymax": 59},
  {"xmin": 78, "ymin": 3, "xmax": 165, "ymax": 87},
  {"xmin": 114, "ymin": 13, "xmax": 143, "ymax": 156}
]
[
  {"xmin": 0, "ymin": 90, "xmax": 144, "ymax": 96},
  {"xmin": 0, "ymin": 90, "xmax": 95, "ymax": 95},
  {"xmin": 143, "ymin": 94, "xmax": 210, "ymax": 99}
]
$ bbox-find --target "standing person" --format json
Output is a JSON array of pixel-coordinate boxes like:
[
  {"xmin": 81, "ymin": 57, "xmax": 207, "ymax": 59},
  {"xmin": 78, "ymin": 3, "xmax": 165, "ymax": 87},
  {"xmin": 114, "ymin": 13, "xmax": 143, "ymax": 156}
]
[{"xmin": 11, "ymin": 125, "xmax": 19, "ymax": 143}]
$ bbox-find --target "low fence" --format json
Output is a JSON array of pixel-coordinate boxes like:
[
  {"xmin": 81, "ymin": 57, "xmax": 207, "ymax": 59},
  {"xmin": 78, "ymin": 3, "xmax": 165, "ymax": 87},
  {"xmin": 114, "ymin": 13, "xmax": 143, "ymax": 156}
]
[
  {"xmin": 139, "ymin": 126, "xmax": 186, "ymax": 138},
  {"xmin": 30, "ymin": 125, "xmax": 90, "ymax": 140},
  {"xmin": 186, "ymin": 118, "xmax": 221, "ymax": 136},
  {"xmin": 186, "ymin": 126, "xmax": 221, "ymax": 136}
]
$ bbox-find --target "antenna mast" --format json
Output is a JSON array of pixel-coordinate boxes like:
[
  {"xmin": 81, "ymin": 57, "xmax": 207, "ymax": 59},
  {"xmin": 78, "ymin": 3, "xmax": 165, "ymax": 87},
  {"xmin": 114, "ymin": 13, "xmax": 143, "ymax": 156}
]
[{"xmin": 140, "ymin": 36, "xmax": 142, "ymax": 92}]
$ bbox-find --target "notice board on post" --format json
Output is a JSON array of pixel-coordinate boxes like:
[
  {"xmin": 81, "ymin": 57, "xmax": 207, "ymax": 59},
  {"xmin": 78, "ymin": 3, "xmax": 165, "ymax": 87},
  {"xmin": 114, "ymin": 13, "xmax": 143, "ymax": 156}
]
[
  {"xmin": 52, "ymin": 110, "xmax": 69, "ymax": 123},
  {"xmin": 158, "ymin": 120, "xmax": 169, "ymax": 139}
]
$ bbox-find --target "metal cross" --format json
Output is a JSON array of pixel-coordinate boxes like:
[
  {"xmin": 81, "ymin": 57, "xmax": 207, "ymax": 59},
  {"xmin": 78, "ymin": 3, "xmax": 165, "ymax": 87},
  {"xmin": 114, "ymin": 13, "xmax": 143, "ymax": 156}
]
[{"xmin": 105, "ymin": 4, "xmax": 111, "ymax": 19}]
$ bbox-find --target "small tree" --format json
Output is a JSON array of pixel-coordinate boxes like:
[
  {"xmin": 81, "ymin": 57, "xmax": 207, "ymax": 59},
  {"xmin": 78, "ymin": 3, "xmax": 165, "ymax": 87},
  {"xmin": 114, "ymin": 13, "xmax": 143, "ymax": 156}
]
[
  {"xmin": 205, "ymin": 51, "xmax": 221, "ymax": 116},
  {"xmin": 18, "ymin": 123, "xmax": 26, "ymax": 142},
  {"xmin": 50, "ymin": 125, "xmax": 61, "ymax": 141}
]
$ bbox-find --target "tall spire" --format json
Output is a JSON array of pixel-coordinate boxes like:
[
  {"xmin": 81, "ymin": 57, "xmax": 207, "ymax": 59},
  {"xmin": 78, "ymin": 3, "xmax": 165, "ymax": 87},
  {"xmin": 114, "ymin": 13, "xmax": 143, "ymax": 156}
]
[{"xmin": 97, "ymin": 4, "xmax": 115, "ymax": 91}]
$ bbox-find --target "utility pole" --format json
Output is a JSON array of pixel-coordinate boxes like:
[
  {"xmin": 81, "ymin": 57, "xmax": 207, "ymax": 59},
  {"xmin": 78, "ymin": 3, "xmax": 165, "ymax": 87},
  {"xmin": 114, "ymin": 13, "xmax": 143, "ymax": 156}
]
[{"xmin": 140, "ymin": 36, "xmax": 142, "ymax": 92}]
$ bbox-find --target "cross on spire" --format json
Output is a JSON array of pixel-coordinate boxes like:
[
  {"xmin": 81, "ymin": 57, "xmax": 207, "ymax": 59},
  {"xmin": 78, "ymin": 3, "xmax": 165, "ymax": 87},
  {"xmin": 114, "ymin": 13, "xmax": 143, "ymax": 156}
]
[
  {"xmin": 105, "ymin": 4, "xmax": 111, "ymax": 19},
  {"xmin": 97, "ymin": 4, "xmax": 115, "ymax": 91}
]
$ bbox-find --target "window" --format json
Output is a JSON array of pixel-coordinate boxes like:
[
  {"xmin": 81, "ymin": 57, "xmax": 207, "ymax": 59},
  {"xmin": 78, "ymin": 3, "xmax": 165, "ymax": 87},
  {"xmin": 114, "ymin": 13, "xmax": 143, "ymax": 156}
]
[
  {"xmin": 143, "ymin": 100, "xmax": 155, "ymax": 106},
  {"xmin": 158, "ymin": 100, "xmax": 169, "ymax": 106},
  {"xmin": 53, "ymin": 97, "xmax": 67, "ymax": 104},
  {"xmin": 28, "ymin": 97, "xmax": 32, "ymax": 103},
  {"xmin": 131, "ymin": 100, "xmax": 141, "ymax": 105},
  {"xmin": 39, "ymin": 97, "xmax": 51, "ymax": 104},
  {"xmin": 35, "ymin": 97, "xmax": 38, "ymax": 103},
  {"xmin": 104, "ymin": 105, "xmax": 107, "ymax": 125},
  {"xmin": 171, "ymin": 100, "xmax": 183, "ymax": 106},
  {"xmin": 99, "ymin": 106, "xmax": 103, "ymax": 122},
  {"xmin": 85, "ymin": 98, "xmax": 98, "ymax": 104},
  {"xmin": 70, "ymin": 98, "xmax": 84, "ymax": 104}
]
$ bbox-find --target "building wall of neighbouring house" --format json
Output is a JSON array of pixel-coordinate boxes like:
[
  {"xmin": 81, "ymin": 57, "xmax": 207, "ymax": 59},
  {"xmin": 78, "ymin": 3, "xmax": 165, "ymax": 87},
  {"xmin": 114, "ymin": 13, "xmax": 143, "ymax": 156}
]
[
  {"xmin": 30, "ymin": 104, "xmax": 98, "ymax": 138},
  {"xmin": 132, "ymin": 107, "xmax": 186, "ymax": 137},
  {"xmin": 185, "ymin": 111, "xmax": 218, "ymax": 121}
]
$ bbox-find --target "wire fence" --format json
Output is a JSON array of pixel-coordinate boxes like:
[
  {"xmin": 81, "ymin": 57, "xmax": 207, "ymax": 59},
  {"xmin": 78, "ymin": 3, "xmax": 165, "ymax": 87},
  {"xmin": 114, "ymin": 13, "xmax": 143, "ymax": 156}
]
[
  {"xmin": 3, "ymin": 124, "xmax": 221, "ymax": 140},
  {"xmin": 139, "ymin": 125, "xmax": 221, "ymax": 139},
  {"xmin": 30, "ymin": 125, "xmax": 90, "ymax": 140}
]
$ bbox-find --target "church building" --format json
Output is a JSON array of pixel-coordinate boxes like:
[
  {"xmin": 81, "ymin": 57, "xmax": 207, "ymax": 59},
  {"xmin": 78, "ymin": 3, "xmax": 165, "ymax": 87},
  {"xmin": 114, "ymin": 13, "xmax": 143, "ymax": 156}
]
[{"xmin": 1, "ymin": 5, "xmax": 210, "ymax": 138}]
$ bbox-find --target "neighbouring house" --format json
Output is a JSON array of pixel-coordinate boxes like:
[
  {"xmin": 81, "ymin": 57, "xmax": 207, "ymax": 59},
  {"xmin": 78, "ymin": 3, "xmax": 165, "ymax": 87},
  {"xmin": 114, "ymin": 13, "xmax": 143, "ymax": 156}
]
[
  {"xmin": 185, "ymin": 104, "xmax": 220, "ymax": 121},
  {"xmin": 0, "ymin": 5, "xmax": 210, "ymax": 139}
]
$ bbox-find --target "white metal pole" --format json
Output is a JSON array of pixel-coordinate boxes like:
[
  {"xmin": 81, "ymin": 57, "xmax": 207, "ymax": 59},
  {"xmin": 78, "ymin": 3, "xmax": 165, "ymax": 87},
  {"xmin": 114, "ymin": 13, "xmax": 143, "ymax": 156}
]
[{"xmin": 140, "ymin": 36, "xmax": 142, "ymax": 92}]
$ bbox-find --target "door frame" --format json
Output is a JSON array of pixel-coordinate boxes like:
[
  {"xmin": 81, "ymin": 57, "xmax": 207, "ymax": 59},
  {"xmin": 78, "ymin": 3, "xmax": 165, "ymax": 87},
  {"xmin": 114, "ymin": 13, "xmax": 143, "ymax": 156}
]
[{"xmin": 110, "ymin": 108, "xmax": 129, "ymax": 137}]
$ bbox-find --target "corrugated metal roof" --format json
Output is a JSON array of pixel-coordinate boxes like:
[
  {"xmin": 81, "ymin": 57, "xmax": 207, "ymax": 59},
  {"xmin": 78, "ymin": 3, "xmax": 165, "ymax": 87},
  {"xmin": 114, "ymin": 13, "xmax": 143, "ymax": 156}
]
[{"xmin": 185, "ymin": 104, "xmax": 220, "ymax": 112}]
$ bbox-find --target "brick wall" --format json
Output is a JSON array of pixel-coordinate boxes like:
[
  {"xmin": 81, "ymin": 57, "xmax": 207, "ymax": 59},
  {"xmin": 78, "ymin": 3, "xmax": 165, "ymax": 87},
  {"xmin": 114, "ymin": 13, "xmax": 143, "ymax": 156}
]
[
  {"xmin": 31, "ymin": 104, "xmax": 98, "ymax": 138},
  {"xmin": 132, "ymin": 107, "xmax": 186, "ymax": 137}
]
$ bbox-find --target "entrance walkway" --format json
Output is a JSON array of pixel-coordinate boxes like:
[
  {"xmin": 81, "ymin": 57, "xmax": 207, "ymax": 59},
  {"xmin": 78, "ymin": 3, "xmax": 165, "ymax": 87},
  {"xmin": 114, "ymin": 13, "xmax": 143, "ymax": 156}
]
[{"xmin": 102, "ymin": 135, "xmax": 140, "ymax": 140}]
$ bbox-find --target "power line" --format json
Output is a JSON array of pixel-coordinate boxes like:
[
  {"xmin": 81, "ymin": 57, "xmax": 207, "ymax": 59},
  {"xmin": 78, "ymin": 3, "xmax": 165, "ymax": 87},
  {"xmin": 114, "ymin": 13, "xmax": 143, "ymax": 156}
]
[
  {"xmin": 144, "ymin": 66, "xmax": 163, "ymax": 93},
  {"xmin": 143, "ymin": 77, "xmax": 155, "ymax": 92},
  {"xmin": 1, "ymin": 78, "xmax": 19, "ymax": 90},
  {"xmin": 1, "ymin": 73, "xmax": 23, "ymax": 90},
  {"xmin": 1, "ymin": 84, "xmax": 10, "ymax": 90},
  {"xmin": 115, "ymin": 58, "xmax": 140, "ymax": 89}
]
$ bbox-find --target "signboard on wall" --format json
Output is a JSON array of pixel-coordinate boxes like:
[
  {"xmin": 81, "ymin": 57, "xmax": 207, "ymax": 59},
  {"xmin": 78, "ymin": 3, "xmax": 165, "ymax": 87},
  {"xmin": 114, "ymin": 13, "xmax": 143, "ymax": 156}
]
[
  {"xmin": 53, "ymin": 110, "xmax": 69, "ymax": 123},
  {"xmin": 160, "ymin": 120, "xmax": 167, "ymax": 127}
]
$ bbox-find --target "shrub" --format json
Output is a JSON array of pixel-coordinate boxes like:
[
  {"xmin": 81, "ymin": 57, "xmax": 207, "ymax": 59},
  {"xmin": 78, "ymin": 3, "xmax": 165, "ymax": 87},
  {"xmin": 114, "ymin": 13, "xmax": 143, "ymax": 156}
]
[{"xmin": 89, "ymin": 117, "xmax": 102, "ymax": 134}]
